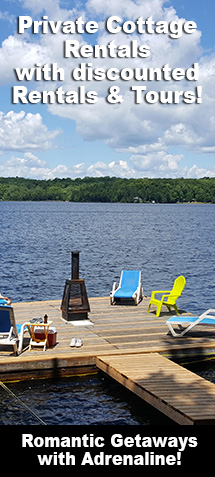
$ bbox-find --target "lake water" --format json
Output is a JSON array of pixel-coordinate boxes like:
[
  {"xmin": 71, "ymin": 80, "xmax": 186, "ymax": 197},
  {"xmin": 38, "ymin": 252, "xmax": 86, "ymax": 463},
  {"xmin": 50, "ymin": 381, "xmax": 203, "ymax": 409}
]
[
  {"xmin": 0, "ymin": 374, "xmax": 173, "ymax": 425},
  {"xmin": 1, "ymin": 201, "xmax": 215, "ymax": 314},
  {"xmin": 0, "ymin": 201, "xmax": 215, "ymax": 425}
]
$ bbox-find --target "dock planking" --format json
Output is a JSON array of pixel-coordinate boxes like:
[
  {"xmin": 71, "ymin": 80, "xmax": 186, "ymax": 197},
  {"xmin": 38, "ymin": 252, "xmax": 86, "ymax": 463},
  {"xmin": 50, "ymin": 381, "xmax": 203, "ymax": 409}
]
[
  {"xmin": 1, "ymin": 296, "xmax": 215, "ymax": 423},
  {"xmin": 1, "ymin": 296, "xmax": 215, "ymax": 359},
  {"xmin": 96, "ymin": 353, "xmax": 215, "ymax": 425}
]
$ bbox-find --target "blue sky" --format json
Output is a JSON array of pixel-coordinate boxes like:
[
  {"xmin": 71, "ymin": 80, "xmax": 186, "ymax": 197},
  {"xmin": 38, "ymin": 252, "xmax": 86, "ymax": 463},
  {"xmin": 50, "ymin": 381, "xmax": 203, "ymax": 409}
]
[{"xmin": 0, "ymin": 0, "xmax": 214, "ymax": 179}]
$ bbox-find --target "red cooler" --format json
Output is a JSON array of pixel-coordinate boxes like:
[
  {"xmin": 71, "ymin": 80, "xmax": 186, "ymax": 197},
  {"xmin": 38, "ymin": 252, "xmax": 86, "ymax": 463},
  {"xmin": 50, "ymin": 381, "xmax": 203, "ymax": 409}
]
[{"xmin": 34, "ymin": 327, "xmax": 57, "ymax": 347}]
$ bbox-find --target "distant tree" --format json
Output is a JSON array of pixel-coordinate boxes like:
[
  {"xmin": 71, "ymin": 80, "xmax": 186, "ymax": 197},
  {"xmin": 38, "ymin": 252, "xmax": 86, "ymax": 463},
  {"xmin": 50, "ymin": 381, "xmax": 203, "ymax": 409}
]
[{"xmin": 0, "ymin": 176, "xmax": 215, "ymax": 203}]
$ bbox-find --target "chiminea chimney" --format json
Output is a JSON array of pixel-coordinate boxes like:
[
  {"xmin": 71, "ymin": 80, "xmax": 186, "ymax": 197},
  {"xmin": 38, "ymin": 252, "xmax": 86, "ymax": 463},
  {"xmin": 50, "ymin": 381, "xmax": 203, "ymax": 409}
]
[
  {"xmin": 71, "ymin": 250, "xmax": 79, "ymax": 279},
  {"xmin": 61, "ymin": 251, "xmax": 90, "ymax": 321}
]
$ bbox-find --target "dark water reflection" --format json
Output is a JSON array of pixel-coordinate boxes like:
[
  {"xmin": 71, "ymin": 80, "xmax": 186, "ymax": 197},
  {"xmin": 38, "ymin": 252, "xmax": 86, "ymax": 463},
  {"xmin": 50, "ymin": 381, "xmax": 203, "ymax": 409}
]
[{"xmin": 0, "ymin": 374, "xmax": 173, "ymax": 425}]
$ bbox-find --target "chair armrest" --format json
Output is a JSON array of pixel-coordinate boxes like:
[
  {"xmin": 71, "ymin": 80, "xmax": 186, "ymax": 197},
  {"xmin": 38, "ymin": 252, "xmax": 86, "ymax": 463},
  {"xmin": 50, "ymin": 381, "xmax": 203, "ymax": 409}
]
[
  {"xmin": 162, "ymin": 293, "xmax": 180, "ymax": 301},
  {"xmin": 110, "ymin": 282, "xmax": 118, "ymax": 305},
  {"xmin": 110, "ymin": 282, "xmax": 118, "ymax": 299},
  {"xmin": 112, "ymin": 282, "xmax": 118, "ymax": 293},
  {"xmin": 201, "ymin": 309, "xmax": 215, "ymax": 317},
  {"xmin": 151, "ymin": 290, "xmax": 171, "ymax": 299},
  {"xmin": 165, "ymin": 293, "xmax": 179, "ymax": 298}
]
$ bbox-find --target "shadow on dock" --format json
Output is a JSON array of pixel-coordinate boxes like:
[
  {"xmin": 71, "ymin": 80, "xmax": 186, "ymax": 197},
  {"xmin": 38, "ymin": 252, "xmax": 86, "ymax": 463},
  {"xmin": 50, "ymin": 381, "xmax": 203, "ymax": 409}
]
[{"xmin": 97, "ymin": 353, "xmax": 215, "ymax": 425}]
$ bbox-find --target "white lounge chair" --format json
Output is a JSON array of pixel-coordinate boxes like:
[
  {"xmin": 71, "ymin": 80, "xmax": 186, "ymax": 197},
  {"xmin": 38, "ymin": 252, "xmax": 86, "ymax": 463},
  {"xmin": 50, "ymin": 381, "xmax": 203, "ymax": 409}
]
[
  {"xmin": 110, "ymin": 270, "xmax": 143, "ymax": 305},
  {"xmin": 0, "ymin": 304, "xmax": 28, "ymax": 355},
  {"xmin": 166, "ymin": 308, "xmax": 215, "ymax": 337}
]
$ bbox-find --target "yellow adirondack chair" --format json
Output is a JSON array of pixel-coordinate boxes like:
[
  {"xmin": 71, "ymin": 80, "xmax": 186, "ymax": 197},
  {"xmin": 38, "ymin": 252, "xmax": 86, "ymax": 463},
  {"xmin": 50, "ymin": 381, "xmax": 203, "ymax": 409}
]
[{"xmin": 147, "ymin": 275, "xmax": 186, "ymax": 317}]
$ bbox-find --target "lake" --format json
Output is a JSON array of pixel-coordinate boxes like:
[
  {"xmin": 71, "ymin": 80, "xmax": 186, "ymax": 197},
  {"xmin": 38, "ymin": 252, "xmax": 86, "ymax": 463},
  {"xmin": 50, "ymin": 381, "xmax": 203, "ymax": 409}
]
[
  {"xmin": 0, "ymin": 201, "xmax": 214, "ymax": 425},
  {"xmin": 0, "ymin": 201, "xmax": 214, "ymax": 314}
]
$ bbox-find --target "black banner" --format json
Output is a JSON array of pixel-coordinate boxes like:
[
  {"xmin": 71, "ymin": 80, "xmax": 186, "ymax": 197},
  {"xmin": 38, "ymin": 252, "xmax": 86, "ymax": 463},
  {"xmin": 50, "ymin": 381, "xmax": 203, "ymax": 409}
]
[{"xmin": 1, "ymin": 425, "xmax": 208, "ymax": 473}]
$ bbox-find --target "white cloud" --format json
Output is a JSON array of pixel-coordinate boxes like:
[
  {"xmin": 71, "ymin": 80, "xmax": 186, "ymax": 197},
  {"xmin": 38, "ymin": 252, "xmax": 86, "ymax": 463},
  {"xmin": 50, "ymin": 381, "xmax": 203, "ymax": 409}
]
[
  {"xmin": 47, "ymin": 0, "xmax": 210, "ymax": 166},
  {"xmin": 0, "ymin": 152, "xmax": 69, "ymax": 179},
  {"xmin": 0, "ymin": 10, "xmax": 14, "ymax": 24},
  {"xmin": 7, "ymin": 152, "xmax": 46, "ymax": 167},
  {"xmin": 130, "ymin": 150, "xmax": 184, "ymax": 176},
  {"xmin": 0, "ymin": 152, "xmax": 48, "ymax": 178},
  {"xmin": 1, "ymin": 150, "xmax": 215, "ymax": 180},
  {"xmin": 186, "ymin": 164, "xmax": 215, "ymax": 179},
  {"xmin": 0, "ymin": 153, "xmax": 135, "ymax": 179},
  {"xmin": 87, "ymin": 159, "xmax": 135, "ymax": 177},
  {"xmin": 18, "ymin": 0, "xmax": 60, "ymax": 15},
  {"xmin": 0, "ymin": 0, "xmax": 214, "ymax": 179},
  {"xmin": 0, "ymin": 110, "xmax": 60, "ymax": 151},
  {"xmin": 0, "ymin": 35, "xmax": 47, "ymax": 83},
  {"xmin": 0, "ymin": 152, "xmax": 51, "ymax": 178},
  {"xmin": 164, "ymin": 123, "xmax": 201, "ymax": 147},
  {"xmin": 86, "ymin": 0, "xmax": 166, "ymax": 20}
]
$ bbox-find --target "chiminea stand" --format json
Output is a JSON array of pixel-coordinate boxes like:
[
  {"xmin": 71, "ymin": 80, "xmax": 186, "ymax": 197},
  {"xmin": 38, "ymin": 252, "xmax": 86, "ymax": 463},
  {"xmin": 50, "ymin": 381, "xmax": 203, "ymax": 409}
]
[{"xmin": 61, "ymin": 251, "xmax": 90, "ymax": 321}]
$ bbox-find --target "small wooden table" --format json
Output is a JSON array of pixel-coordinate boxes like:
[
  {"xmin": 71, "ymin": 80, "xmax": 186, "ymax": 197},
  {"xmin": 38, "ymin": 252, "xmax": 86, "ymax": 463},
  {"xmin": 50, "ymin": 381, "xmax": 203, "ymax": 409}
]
[{"xmin": 26, "ymin": 321, "xmax": 53, "ymax": 351}]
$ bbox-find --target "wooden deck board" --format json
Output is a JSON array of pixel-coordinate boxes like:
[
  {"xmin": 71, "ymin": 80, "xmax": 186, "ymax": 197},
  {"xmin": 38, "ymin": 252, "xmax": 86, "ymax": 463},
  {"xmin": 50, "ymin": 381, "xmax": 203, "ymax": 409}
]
[
  {"xmin": 1, "ymin": 297, "xmax": 215, "ymax": 423},
  {"xmin": 1, "ymin": 296, "xmax": 215, "ymax": 361},
  {"xmin": 96, "ymin": 353, "xmax": 215, "ymax": 425}
]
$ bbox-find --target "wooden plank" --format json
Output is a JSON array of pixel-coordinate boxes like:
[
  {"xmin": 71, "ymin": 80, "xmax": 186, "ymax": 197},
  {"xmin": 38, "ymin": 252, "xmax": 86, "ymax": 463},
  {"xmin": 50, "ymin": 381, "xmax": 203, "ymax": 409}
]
[
  {"xmin": 96, "ymin": 353, "xmax": 215, "ymax": 425},
  {"xmin": 1, "ymin": 296, "xmax": 215, "ymax": 389}
]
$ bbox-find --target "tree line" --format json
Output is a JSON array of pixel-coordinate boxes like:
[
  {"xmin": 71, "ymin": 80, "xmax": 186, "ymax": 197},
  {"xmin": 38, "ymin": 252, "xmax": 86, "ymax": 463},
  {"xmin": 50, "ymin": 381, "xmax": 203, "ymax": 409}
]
[{"xmin": 0, "ymin": 176, "xmax": 215, "ymax": 203}]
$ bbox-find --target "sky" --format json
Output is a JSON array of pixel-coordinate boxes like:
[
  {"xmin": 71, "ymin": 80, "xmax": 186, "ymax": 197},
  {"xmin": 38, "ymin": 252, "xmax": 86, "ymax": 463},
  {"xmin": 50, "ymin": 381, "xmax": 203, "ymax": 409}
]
[{"xmin": 0, "ymin": 0, "xmax": 214, "ymax": 180}]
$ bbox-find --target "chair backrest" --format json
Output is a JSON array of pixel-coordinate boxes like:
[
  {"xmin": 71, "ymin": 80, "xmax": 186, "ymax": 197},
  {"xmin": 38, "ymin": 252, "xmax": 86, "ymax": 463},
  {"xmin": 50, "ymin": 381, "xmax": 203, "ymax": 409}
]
[
  {"xmin": 0, "ymin": 305, "xmax": 18, "ymax": 338},
  {"xmin": 172, "ymin": 275, "xmax": 186, "ymax": 297},
  {"xmin": 120, "ymin": 270, "xmax": 141, "ymax": 290}
]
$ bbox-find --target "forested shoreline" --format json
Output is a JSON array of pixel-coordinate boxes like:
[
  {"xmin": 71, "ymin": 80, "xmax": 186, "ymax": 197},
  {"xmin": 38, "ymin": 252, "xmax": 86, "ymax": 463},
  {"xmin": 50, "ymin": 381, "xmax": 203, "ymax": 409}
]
[{"xmin": 0, "ymin": 176, "xmax": 215, "ymax": 203}]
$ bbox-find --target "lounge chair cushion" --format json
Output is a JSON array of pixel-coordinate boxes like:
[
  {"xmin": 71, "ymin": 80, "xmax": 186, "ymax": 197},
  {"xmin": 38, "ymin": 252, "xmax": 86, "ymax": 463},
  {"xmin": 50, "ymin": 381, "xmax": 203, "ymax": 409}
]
[
  {"xmin": 167, "ymin": 316, "xmax": 215, "ymax": 325},
  {"xmin": 114, "ymin": 271, "xmax": 140, "ymax": 298},
  {"xmin": 0, "ymin": 308, "xmax": 11, "ymax": 332},
  {"xmin": 114, "ymin": 288, "xmax": 136, "ymax": 298},
  {"xmin": 166, "ymin": 309, "xmax": 215, "ymax": 337}
]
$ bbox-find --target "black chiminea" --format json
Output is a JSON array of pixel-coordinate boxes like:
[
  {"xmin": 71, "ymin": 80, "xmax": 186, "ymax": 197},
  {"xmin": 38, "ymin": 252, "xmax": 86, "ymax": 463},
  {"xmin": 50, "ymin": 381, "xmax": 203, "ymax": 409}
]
[{"xmin": 61, "ymin": 251, "xmax": 90, "ymax": 321}]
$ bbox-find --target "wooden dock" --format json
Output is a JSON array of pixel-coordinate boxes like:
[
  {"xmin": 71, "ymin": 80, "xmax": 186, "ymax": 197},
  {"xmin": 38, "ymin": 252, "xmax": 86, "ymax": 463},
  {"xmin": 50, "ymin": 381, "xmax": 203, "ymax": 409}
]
[
  {"xmin": 97, "ymin": 353, "xmax": 215, "ymax": 425},
  {"xmin": 1, "ymin": 296, "xmax": 215, "ymax": 424}
]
